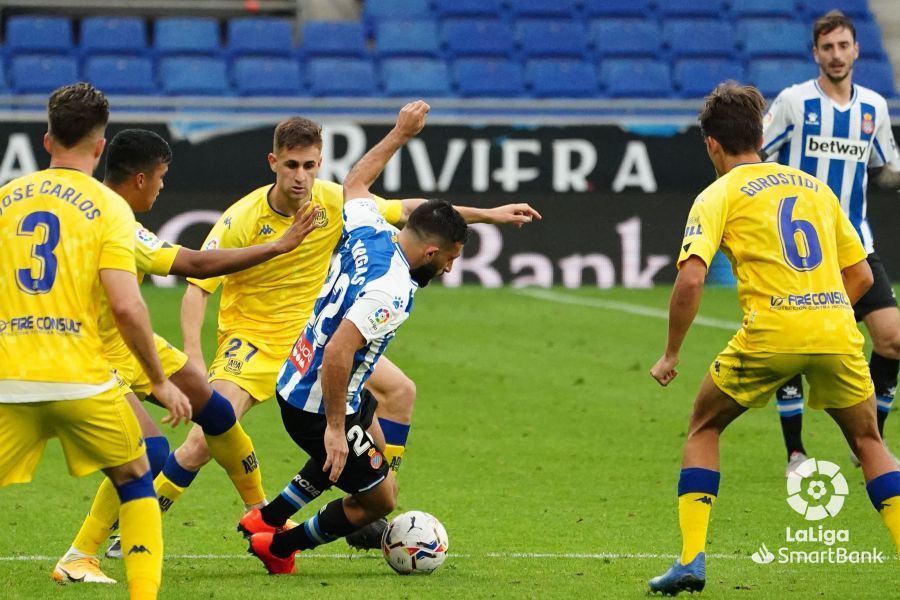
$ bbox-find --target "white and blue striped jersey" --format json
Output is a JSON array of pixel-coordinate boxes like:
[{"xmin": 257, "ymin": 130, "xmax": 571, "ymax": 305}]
[
  {"xmin": 762, "ymin": 79, "xmax": 900, "ymax": 253},
  {"xmin": 276, "ymin": 198, "xmax": 416, "ymax": 415}
]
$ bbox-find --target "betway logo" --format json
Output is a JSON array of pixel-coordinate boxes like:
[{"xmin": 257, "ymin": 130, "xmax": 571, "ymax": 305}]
[{"xmin": 805, "ymin": 135, "xmax": 869, "ymax": 163}]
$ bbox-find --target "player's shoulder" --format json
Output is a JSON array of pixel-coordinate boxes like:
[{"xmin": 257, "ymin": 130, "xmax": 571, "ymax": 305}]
[
  {"xmin": 313, "ymin": 178, "xmax": 343, "ymax": 199},
  {"xmin": 772, "ymin": 79, "xmax": 818, "ymax": 106},
  {"xmin": 854, "ymin": 83, "xmax": 889, "ymax": 110},
  {"xmin": 228, "ymin": 184, "xmax": 272, "ymax": 214},
  {"xmin": 134, "ymin": 221, "xmax": 167, "ymax": 250}
]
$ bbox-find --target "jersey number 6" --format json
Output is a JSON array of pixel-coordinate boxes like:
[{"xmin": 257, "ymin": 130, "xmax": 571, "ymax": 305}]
[{"xmin": 777, "ymin": 196, "xmax": 823, "ymax": 272}]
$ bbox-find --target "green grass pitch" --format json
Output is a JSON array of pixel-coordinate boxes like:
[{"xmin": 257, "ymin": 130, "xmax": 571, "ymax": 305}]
[{"xmin": 1, "ymin": 285, "xmax": 897, "ymax": 599}]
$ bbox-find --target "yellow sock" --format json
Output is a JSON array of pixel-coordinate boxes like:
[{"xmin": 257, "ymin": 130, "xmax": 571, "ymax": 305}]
[
  {"xmin": 678, "ymin": 492, "xmax": 716, "ymax": 564},
  {"xmin": 878, "ymin": 495, "xmax": 900, "ymax": 554},
  {"xmin": 383, "ymin": 444, "xmax": 405, "ymax": 472},
  {"xmin": 204, "ymin": 422, "xmax": 265, "ymax": 506},
  {"xmin": 154, "ymin": 472, "xmax": 187, "ymax": 513},
  {"xmin": 119, "ymin": 496, "xmax": 162, "ymax": 600},
  {"xmin": 72, "ymin": 477, "xmax": 121, "ymax": 555}
]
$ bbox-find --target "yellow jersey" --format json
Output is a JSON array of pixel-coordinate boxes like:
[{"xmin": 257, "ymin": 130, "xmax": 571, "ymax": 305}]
[
  {"xmin": 188, "ymin": 180, "xmax": 402, "ymax": 349},
  {"xmin": 98, "ymin": 223, "xmax": 182, "ymax": 369},
  {"xmin": 678, "ymin": 162, "xmax": 867, "ymax": 354},
  {"xmin": 0, "ymin": 168, "xmax": 136, "ymax": 401}
]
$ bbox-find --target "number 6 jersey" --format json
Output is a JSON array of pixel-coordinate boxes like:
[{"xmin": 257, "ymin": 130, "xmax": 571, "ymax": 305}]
[{"xmin": 678, "ymin": 162, "xmax": 867, "ymax": 354}]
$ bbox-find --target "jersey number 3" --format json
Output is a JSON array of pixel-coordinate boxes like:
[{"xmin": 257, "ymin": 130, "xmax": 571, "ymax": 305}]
[
  {"xmin": 778, "ymin": 196, "xmax": 822, "ymax": 272},
  {"xmin": 17, "ymin": 211, "xmax": 61, "ymax": 294}
]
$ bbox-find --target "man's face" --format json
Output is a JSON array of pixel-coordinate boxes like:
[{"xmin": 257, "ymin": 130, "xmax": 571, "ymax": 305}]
[
  {"xmin": 814, "ymin": 27, "xmax": 859, "ymax": 84},
  {"xmin": 268, "ymin": 144, "xmax": 321, "ymax": 205},
  {"xmin": 410, "ymin": 242, "xmax": 463, "ymax": 287},
  {"xmin": 138, "ymin": 162, "xmax": 168, "ymax": 212}
]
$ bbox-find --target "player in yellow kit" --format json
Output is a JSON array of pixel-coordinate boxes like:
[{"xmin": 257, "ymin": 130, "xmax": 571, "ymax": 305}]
[
  {"xmin": 52, "ymin": 129, "xmax": 320, "ymax": 585},
  {"xmin": 647, "ymin": 83, "xmax": 900, "ymax": 595},
  {"xmin": 0, "ymin": 84, "xmax": 193, "ymax": 600}
]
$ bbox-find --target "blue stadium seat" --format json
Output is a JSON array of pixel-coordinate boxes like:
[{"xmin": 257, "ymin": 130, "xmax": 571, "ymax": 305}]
[
  {"xmin": 0, "ymin": 62, "xmax": 7, "ymax": 91},
  {"xmin": 729, "ymin": 0, "xmax": 794, "ymax": 19},
  {"xmin": 664, "ymin": 20, "xmax": 736, "ymax": 59},
  {"xmin": 854, "ymin": 59, "xmax": 897, "ymax": 98},
  {"xmin": 233, "ymin": 57, "xmax": 302, "ymax": 95},
  {"xmin": 307, "ymin": 58, "xmax": 378, "ymax": 96},
  {"xmin": 454, "ymin": 58, "xmax": 525, "ymax": 97},
  {"xmin": 363, "ymin": 0, "xmax": 432, "ymax": 27},
  {"xmin": 507, "ymin": 0, "xmax": 578, "ymax": 18},
  {"xmin": 443, "ymin": 19, "xmax": 514, "ymax": 58},
  {"xmin": 674, "ymin": 59, "xmax": 745, "ymax": 97},
  {"xmin": 80, "ymin": 17, "xmax": 147, "ymax": 56},
  {"xmin": 159, "ymin": 56, "xmax": 230, "ymax": 95},
  {"xmin": 657, "ymin": 0, "xmax": 724, "ymax": 19},
  {"xmin": 433, "ymin": 0, "xmax": 502, "ymax": 18},
  {"xmin": 747, "ymin": 59, "xmax": 817, "ymax": 97},
  {"xmin": 5, "ymin": 16, "xmax": 73, "ymax": 55},
  {"xmin": 154, "ymin": 18, "xmax": 220, "ymax": 56},
  {"xmin": 84, "ymin": 56, "xmax": 154, "ymax": 94},
  {"xmin": 602, "ymin": 59, "xmax": 673, "ymax": 98},
  {"xmin": 382, "ymin": 58, "xmax": 453, "ymax": 97},
  {"xmin": 799, "ymin": 0, "xmax": 872, "ymax": 20},
  {"xmin": 10, "ymin": 55, "xmax": 78, "ymax": 94},
  {"xmin": 517, "ymin": 20, "xmax": 588, "ymax": 58},
  {"xmin": 226, "ymin": 18, "xmax": 294, "ymax": 58},
  {"xmin": 583, "ymin": 0, "xmax": 652, "ymax": 18},
  {"xmin": 375, "ymin": 20, "xmax": 440, "ymax": 57},
  {"xmin": 525, "ymin": 59, "xmax": 598, "ymax": 98},
  {"xmin": 591, "ymin": 20, "xmax": 660, "ymax": 58},
  {"xmin": 855, "ymin": 21, "xmax": 886, "ymax": 58},
  {"xmin": 300, "ymin": 21, "xmax": 366, "ymax": 57},
  {"xmin": 740, "ymin": 20, "xmax": 808, "ymax": 58}
]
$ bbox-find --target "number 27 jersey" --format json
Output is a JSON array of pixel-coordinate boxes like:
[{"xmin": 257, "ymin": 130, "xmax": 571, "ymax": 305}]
[{"xmin": 679, "ymin": 162, "xmax": 867, "ymax": 354}]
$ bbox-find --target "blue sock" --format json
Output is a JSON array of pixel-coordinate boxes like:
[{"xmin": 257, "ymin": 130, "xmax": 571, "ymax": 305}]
[
  {"xmin": 115, "ymin": 470, "xmax": 156, "ymax": 503},
  {"xmin": 192, "ymin": 391, "xmax": 237, "ymax": 436},
  {"xmin": 866, "ymin": 471, "xmax": 900, "ymax": 510},
  {"xmin": 678, "ymin": 467, "xmax": 721, "ymax": 497},
  {"xmin": 378, "ymin": 417, "xmax": 411, "ymax": 446},
  {"xmin": 161, "ymin": 452, "xmax": 198, "ymax": 489},
  {"xmin": 144, "ymin": 436, "xmax": 170, "ymax": 478}
]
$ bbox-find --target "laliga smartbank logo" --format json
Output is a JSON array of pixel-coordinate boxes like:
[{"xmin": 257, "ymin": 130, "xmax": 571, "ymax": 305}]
[{"xmin": 750, "ymin": 458, "xmax": 885, "ymax": 565}]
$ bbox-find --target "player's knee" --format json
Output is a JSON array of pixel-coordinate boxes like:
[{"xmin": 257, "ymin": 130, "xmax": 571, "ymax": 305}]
[
  {"xmin": 386, "ymin": 377, "xmax": 416, "ymax": 418},
  {"xmin": 872, "ymin": 333, "xmax": 900, "ymax": 360},
  {"xmin": 105, "ymin": 455, "xmax": 150, "ymax": 487},
  {"xmin": 176, "ymin": 432, "xmax": 211, "ymax": 470}
]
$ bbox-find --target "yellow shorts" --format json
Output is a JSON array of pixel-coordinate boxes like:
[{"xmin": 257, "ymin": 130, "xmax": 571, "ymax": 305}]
[
  {"xmin": 207, "ymin": 333, "xmax": 288, "ymax": 402},
  {"xmin": 0, "ymin": 387, "xmax": 144, "ymax": 487},
  {"xmin": 113, "ymin": 333, "xmax": 189, "ymax": 398},
  {"xmin": 710, "ymin": 343, "xmax": 873, "ymax": 410}
]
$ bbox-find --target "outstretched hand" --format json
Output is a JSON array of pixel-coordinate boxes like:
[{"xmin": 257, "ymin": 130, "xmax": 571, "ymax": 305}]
[
  {"xmin": 485, "ymin": 203, "xmax": 543, "ymax": 227},
  {"xmin": 274, "ymin": 201, "xmax": 320, "ymax": 253}
]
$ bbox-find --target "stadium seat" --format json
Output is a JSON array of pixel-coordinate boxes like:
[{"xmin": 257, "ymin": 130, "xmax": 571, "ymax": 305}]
[
  {"xmin": 674, "ymin": 59, "xmax": 745, "ymax": 97},
  {"xmin": 84, "ymin": 56, "xmax": 155, "ymax": 94},
  {"xmin": 582, "ymin": 0, "xmax": 652, "ymax": 18},
  {"xmin": 443, "ymin": 19, "xmax": 514, "ymax": 58},
  {"xmin": 729, "ymin": 0, "xmax": 794, "ymax": 19},
  {"xmin": 0, "ymin": 62, "xmax": 7, "ymax": 91},
  {"xmin": 507, "ymin": 0, "xmax": 578, "ymax": 18},
  {"xmin": 747, "ymin": 59, "xmax": 817, "ymax": 97},
  {"xmin": 381, "ymin": 58, "xmax": 453, "ymax": 97},
  {"xmin": 517, "ymin": 20, "xmax": 588, "ymax": 58},
  {"xmin": 799, "ymin": 0, "xmax": 872, "ymax": 20},
  {"xmin": 740, "ymin": 20, "xmax": 808, "ymax": 58},
  {"xmin": 80, "ymin": 17, "xmax": 147, "ymax": 56},
  {"xmin": 375, "ymin": 20, "xmax": 440, "ymax": 57},
  {"xmin": 602, "ymin": 59, "xmax": 673, "ymax": 98},
  {"xmin": 300, "ymin": 21, "xmax": 366, "ymax": 57},
  {"xmin": 525, "ymin": 59, "xmax": 598, "ymax": 98},
  {"xmin": 307, "ymin": 58, "xmax": 378, "ymax": 96},
  {"xmin": 159, "ymin": 56, "xmax": 230, "ymax": 95},
  {"xmin": 10, "ymin": 55, "xmax": 78, "ymax": 94},
  {"xmin": 233, "ymin": 57, "xmax": 302, "ymax": 96},
  {"xmin": 226, "ymin": 17, "xmax": 294, "ymax": 58},
  {"xmin": 5, "ymin": 16, "xmax": 73, "ymax": 55},
  {"xmin": 855, "ymin": 21, "xmax": 886, "ymax": 58},
  {"xmin": 657, "ymin": 0, "xmax": 724, "ymax": 19},
  {"xmin": 154, "ymin": 18, "xmax": 220, "ymax": 56},
  {"xmin": 363, "ymin": 0, "xmax": 432, "ymax": 27},
  {"xmin": 664, "ymin": 20, "xmax": 736, "ymax": 59},
  {"xmin": 591, "ymin": 20, "xmax": 660, "ymax": 58},
  {"xmin": 433, "ymin": 0, "xmax": 502, "ymax": 18},
  {"xmin": 454, "ymin": 58, "xmax": 525, "ymax": 97},
  {"xmin": 853, "ymin": 59, "xmax": 897, "ymax": 98}
]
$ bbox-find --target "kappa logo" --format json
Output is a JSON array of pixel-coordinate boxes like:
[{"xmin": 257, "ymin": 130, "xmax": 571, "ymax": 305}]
[
  {"xmin": 224, "ymin": 216, "xmax": 233, "ymax": 229},
  {"xmin": 258, "ymin": 224, "xmax": 275, "ymax": 236},
  {"xmin": 128, "ymin": 545, "xmax": 152, "ymax": 555}
]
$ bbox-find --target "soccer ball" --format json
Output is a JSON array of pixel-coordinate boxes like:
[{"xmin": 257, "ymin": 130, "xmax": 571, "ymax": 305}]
[{"xmin": 381, "ymin": 510, "xmax": 449, "ymax": 575}]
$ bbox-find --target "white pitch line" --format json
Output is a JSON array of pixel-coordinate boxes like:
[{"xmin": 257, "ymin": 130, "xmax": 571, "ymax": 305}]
[
  {"xmin": 0, "ymin": 552, "xmax": 748, "ymax": 561},
  {"xmin": 514, "ymin": 288, "xmax": 740, "ymax": 331}
]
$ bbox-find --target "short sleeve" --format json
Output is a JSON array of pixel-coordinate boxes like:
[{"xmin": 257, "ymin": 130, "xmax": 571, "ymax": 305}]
[
  {"xmin": 98, "ymin": 192, "xmax": 137, "ymax": 273},
  {"xmin": 343, "ymin": 198, "xmax": 390, "ymax": 234},
  {"xmin": 134, "ymin": 225, "xmax": 181, "ymax": 276},
  {"xmin": 186, "ymin": 208, "xmax": 250, "ymax": 293},
  {"xmin": 344, "ymin": 290, "xmax": 408, "ymax": 343},
  {"xmin": 868, "ymin": 101, "xmax": 900, "ymax": 169},
  {"xmin": 761, "ymin": 91, "xmax": 794, "ymax": 158},
  {"xmin": 677, "ymin": 187, "xmax": 727, "ymax": 270},
  {"xmin": 373, "ymin": 196, "xmax": 403, "ymax": 226}
]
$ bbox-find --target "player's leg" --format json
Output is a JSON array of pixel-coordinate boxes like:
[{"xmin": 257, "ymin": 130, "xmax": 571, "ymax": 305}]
[
  {"xmin": 775, "ymin": 375, "xmax": 809, "ymax": 476},
  {"xmin": 365, "ymin": 356, "xmax": 415, "ymax": 472},
  {"xmin": 862, "ymin": 306, "xmax": 900, "ymax": 443}
]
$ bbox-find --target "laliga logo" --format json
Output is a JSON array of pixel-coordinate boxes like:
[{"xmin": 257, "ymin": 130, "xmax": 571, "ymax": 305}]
[{"xmin": 786, "ymin": 458, "xmax": 848, "ymax": 521}]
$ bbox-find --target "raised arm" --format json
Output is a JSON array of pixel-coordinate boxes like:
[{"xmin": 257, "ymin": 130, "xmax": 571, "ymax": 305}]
[
  {"xmin": 181, "ymin": 282, "xmax": 211, "ymax": 368},
  {"xmin": 393, "ymin": 198, "xmax": 542, "ymax": 228}
]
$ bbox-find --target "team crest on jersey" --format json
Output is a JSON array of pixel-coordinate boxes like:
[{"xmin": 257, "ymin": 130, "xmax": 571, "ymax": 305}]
[
  {"xmin": 136, "ymin": 227, "xmax": 161, "ymax": 249},
  {"xmin": 224, "ymin": 358, "xmax": 243, "ymax": 375},
  {"xmin": 862, "ymin": 112, "xmax": 875, "ymax": 135},
  {"xmin": 313, "ymin": 206, "xmax": 328, "ymax": 228},
  {"xmin": 366, "ymin": 307, "xmax": 392, "ymax": 331},
  {"xmin": 205, "ymin": 237, "xmax": 219, "ymax": 250}
]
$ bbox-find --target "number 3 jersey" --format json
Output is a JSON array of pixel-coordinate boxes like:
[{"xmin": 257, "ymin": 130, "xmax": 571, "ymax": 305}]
[
  {"xmin": 277, "ymin": 198, "xmax": 417, "ymax": 415},
  {"xmin": 679, "ymin": 162, "xmax": 867, "ymax": 354},
  {"xmin": 0, "ymin": 168, "xmax": 137, "ymax": 401}
]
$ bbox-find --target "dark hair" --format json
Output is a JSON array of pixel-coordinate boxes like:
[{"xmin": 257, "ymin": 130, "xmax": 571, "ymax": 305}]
[
  {"xmin": 273, "ymin": 117, "xmax": 323, "ymax": 152},
  {"xmin": 813, "ymin": 10, "xmax": 856, "ymax": 47},
  {"xmin": 104, "ymin": 129, "xmax": 173, "ymax": 184},
  {"xmin": 47, "ymin": 82, "xmax": 109, "ymax": 148},
  {"xmin": 406, "ymin": 200, "xmax": 469, "ymax": 247},
  {"xmin": 699, "ymin": 82, "xmax": 766, "ymax": 155}
]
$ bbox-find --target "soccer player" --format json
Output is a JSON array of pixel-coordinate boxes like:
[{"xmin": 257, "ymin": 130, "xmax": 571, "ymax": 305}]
[
  {"xmin": 761, "ymin": 10, "xmax": 900, "ymax": 476},
  {"xmin": 0, "ymin": 84, "xmax": 192, "ymax": 599},
  {"xmin": 52, "ymin": 129, "xmax": 320, "ymax": 584},
  {"xmin": 238, "ymin": 100, "xmax": 467, "ymax": 574},
  {"xmin": 647, "ymin": 83, "xmax": 900, "ymax": 595}
]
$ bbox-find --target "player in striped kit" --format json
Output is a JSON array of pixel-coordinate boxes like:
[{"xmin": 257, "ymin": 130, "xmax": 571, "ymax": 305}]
[{"xmin": 761, "ymin": 11, "xmax": 900, "ymax": 476}]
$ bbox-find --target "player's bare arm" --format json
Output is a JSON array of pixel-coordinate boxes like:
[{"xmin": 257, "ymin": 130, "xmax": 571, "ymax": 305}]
[
  {"xmin": 320, "ymin": 319, "xmax": 367, "ymax": 483},
  {"xmin": 181, "ymin": 282, "xmax": 211, "ymax": 368},
  {"xmin": 100, "ymin": 268, "xmax": 192, "ymax": 426},
  {"xmin": 395, "ymin": 198, "xmax": 542, "ymax": 228},
  {"xmin": 343, "ymin": 100, "xmax": 430, "ymax": 202},
  {"xmin": 842, "ymin": 258, "xmax": 875, "ymax": 305},
  {"xmin": 650, "ymin": 256, "xmax": 708, "ymax": 387}
]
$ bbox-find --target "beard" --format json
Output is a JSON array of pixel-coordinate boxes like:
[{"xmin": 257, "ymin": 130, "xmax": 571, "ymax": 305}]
[{"xmin": 409, "ymin": 261, "xmax": 441, "ymax": 287}]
